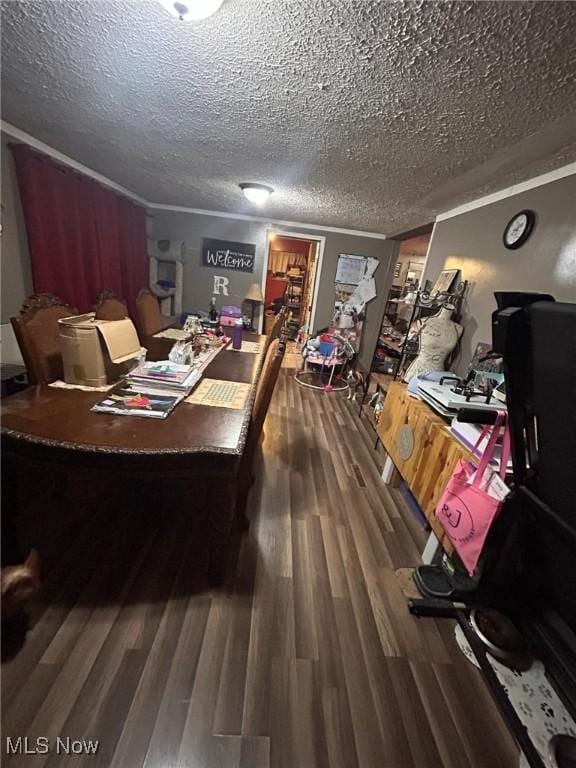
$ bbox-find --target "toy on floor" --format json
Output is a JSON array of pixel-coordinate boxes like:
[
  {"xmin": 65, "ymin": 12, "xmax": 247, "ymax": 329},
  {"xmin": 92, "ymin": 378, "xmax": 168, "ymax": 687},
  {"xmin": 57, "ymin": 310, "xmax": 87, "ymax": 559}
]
[
  {"xmin": 295, "ymin": 324, "xmax": 309, "ymax": 349},
  {"xmin": 297, "ymin": 332, "xmax": 355, "ymax": 392}
]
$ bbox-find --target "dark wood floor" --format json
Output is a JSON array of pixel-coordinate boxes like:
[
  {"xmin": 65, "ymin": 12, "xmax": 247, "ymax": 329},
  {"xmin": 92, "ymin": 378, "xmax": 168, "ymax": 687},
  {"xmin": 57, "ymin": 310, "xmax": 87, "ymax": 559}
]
[{"xmin": 1, "ymin": 359, "xmax": 519, "ymax": 768}]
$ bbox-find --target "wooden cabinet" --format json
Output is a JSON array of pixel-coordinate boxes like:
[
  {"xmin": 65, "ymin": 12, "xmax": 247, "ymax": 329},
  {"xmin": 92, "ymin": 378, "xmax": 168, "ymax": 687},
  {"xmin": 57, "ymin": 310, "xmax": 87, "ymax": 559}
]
[{"xmin": 377, "ymin": 381, "xmax": 468, "ymax": 552}]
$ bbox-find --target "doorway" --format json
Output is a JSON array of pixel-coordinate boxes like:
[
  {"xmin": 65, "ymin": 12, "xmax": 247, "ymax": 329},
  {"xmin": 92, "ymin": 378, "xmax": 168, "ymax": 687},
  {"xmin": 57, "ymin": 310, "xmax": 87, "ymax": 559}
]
[
  {"xmin": 371, "ymin": 228, "xmax": 433, "ymax": 375},
  {"xmin": 262, "ymin": 231, "xmax": 325, "ymax": 340}
]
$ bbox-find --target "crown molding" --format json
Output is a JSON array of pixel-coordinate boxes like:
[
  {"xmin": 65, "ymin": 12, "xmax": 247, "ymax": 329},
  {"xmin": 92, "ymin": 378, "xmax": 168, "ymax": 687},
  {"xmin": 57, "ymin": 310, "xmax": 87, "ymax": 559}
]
[
  {"xmin": 436, "ymin": 161, "xmax": 576, "ymax": 222},
  {"xmin": 1, "ymin": 121, "xmax": 389, "ymax": 239},
  {"xmin": 146, "ymin": 202, "xmax": 388, "ymax": 239},
  {"xmin": 6, "ymin": 120, "xmax": 574, "ymax": 238},
  {"xmin": 1, "ymin": 121, "xmax": 149, "ymax": 205}
]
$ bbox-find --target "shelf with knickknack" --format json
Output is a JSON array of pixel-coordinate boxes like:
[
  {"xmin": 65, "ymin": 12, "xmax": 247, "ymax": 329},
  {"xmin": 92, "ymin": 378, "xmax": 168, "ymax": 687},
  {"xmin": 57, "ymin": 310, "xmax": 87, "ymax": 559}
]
[
  {"xmin": 372, "ymin": 279, "xmax": 468, "ymax": 381},
  {"xmin": 285, "ymin": 265, "xmax": 307, "ymax": 340},
  {"xmin": 360, "ymin": 276, "xmax": 468, "ymax": 448}
]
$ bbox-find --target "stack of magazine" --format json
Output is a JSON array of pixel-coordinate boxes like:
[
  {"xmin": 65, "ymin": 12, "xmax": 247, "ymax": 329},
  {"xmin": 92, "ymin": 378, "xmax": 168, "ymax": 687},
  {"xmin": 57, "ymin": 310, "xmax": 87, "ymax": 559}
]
[
  {"xmin": 91, "ymin": 361, "xmax": 201, "ymax": 420},
  {"xmin": 128, "ymin": 361, "xmax": 201, "ymax": 393}
]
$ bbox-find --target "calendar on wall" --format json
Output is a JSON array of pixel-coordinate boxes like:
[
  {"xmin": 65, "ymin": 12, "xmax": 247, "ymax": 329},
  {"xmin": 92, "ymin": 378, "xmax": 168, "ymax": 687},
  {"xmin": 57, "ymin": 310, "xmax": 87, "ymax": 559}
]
[
  {"xmin": 332, "ymin": 253, "xmax": 380, "ymax": 353},
  {"xmin": 335, "ymin": 253, "xmax": 367, "ymax": 286}
]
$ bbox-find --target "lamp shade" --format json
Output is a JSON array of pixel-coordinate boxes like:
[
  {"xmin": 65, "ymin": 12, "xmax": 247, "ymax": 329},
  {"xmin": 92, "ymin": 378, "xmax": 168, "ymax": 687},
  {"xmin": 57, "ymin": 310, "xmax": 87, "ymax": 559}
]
[{"xmin": 245, "ymin": 283, "xmax": 264, "ymax": 303}]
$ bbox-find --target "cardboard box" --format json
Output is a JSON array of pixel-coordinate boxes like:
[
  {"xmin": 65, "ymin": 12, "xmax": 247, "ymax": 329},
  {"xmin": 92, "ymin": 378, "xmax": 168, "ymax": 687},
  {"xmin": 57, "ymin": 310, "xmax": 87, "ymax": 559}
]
[{"xmin": 58, "ymin": 313, "xmax": 141, "ymax": 387}]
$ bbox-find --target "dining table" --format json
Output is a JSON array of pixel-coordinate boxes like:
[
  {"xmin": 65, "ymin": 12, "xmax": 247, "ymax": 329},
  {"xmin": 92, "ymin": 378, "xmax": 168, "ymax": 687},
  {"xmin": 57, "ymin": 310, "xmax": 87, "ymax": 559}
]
[{"xmin": 1, "ymin": 332, "xmax": 267, "ymax": 586}]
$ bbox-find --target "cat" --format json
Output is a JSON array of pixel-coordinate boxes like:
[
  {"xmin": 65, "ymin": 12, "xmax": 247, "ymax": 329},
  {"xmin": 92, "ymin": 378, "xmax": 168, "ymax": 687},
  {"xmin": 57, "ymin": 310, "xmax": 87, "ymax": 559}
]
[
  {"xmin": 1, "ymin": 550, "xmax": 40, "ymax": 621},
  {"xmin": 346, "ymin": 369, "xmax": 366, "ymax": 401}
]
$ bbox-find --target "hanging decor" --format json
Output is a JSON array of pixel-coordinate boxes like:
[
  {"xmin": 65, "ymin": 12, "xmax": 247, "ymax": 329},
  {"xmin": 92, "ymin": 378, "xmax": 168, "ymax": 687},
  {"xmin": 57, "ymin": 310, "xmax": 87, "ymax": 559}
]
[
  {"xmin": 201, "ymin": 238, "xmax": 255, "ymax": 273},
  {"xmin": 332, "ymin": 254, "xmax": 379, "ymax": 351}
]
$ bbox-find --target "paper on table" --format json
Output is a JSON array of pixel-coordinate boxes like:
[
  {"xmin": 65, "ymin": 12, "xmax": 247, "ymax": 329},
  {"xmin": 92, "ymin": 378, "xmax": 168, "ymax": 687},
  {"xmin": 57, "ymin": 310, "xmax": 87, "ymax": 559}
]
[
  {"xmin": 153, "ymin": 328, "xmax": 190, "ymax": 340},
  {"xmin": 49, "ymin": 379, "xmax": 113, "ymax": 392},
  {"xmin": 184, "ymin": 378, "xmax": 251, "ymax": 409}
]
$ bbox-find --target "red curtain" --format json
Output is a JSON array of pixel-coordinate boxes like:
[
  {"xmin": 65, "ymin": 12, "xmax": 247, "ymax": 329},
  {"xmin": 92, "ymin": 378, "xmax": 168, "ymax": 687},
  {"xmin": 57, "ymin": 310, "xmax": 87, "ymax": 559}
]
[{"xmin": 11, "ymin": 144, "xmax": 148, "ymax": 317}]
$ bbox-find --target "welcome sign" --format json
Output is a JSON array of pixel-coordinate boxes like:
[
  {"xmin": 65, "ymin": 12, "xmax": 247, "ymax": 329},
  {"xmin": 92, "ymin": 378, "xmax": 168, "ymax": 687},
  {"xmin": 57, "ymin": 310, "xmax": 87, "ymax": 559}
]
[{"xmin": 201, "ymin": 238, "xmax": 256, "ymax": 273}]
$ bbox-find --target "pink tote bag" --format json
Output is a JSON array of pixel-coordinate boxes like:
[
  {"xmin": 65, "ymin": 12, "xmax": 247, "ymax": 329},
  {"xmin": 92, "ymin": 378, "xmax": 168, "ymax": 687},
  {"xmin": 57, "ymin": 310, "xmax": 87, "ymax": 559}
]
[{"xmin": 435, "ymin": 413, "xmax": 510, "ymax": 576}]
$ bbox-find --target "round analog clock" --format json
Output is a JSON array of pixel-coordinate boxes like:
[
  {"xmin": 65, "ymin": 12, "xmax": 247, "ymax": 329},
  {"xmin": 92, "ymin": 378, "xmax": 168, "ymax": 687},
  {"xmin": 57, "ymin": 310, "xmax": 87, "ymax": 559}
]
[{"xmin": 503, "ymin": 209, "xmax": 536, "ymax": 250}]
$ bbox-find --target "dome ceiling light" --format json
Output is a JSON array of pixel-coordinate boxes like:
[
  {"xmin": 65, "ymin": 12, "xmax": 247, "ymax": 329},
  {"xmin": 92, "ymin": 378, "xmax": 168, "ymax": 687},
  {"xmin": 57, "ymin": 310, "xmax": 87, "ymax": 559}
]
[
  {"xmin": 157, "ymin": 0, "xmax": 225, "ymax": 21},
  {"xmin": 239, "ymin": 183, "xmax": 274, "ymax": 206}
]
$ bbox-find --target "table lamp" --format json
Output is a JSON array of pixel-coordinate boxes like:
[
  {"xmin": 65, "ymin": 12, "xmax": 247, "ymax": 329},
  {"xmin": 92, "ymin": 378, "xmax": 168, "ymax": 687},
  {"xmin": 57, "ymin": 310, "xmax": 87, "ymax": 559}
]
[{"xmin": 244, "ymin": 282, "xmax": 264, "ymax": 331}]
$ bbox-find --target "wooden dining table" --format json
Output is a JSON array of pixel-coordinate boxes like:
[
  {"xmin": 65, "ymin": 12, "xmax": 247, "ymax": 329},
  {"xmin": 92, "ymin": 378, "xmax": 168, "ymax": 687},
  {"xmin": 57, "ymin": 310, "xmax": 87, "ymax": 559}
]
[{"xmin": 1, "ymin": 333, "xmax": 266, "ymax": 586}]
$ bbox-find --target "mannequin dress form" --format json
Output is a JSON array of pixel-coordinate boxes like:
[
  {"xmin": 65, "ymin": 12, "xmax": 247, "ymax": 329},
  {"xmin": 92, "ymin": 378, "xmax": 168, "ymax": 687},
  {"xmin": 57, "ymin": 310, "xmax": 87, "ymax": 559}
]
[{"xmin": 403, "ymin": 305, "xmax": 463, "ymax": 382}]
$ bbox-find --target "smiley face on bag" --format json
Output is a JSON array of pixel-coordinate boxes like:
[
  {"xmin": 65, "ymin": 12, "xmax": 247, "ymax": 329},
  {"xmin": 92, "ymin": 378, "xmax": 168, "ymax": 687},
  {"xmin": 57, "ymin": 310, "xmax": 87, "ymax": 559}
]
[{"xmin": 441, "ymin": 492, "xmax": 476, "ymax": 543}]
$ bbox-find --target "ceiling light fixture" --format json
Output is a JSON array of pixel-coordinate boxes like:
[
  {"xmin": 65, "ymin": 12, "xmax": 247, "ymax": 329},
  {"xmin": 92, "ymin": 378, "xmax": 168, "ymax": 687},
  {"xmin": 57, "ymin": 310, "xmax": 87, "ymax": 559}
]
[
  {"xmin": 157, "ymin": 0, "xmax": 224, "ymax": 21},
  {"xmin": 239, "ymin": 183, "xmax": 274, "ymax": 206}
]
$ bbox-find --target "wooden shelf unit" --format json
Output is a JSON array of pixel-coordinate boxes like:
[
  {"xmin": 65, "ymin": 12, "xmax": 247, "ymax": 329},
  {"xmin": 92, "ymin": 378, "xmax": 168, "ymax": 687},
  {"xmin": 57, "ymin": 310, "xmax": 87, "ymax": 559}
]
[{"xmin": 286, "ymin": 269, "xmax": 306, "ymax": 339}]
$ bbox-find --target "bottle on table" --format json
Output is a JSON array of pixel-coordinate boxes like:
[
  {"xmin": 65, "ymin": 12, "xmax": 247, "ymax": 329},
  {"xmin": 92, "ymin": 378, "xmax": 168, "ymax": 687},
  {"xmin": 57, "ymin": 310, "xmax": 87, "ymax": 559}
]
[{"xmin": 232, "ymin": 318, "xmax": 243, "ymax": 351}]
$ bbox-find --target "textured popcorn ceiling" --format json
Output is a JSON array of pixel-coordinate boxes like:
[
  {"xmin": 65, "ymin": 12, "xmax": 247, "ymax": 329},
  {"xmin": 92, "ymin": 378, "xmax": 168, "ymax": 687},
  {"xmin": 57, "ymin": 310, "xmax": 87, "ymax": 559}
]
[{"xmin": 2, "ymin": 0, "xmax": 576, "ymax": 234}]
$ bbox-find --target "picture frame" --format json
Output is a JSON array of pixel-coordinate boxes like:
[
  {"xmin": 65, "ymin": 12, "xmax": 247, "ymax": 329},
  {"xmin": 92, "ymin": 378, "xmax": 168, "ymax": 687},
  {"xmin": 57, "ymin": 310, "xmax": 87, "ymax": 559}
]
[{"xmin": 432, "ymin": 268, "xmax": 460, "ymax": 295}]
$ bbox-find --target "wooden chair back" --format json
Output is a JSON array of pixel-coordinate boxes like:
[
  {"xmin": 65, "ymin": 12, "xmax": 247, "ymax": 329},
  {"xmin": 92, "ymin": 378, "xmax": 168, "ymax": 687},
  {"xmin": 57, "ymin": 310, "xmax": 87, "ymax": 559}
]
[
  {"xmin": 135, "ymin": 288, "xmax": 163, "ymax": 337},
  {"xmin": 10, "ymin": 294, "xmax": 76, "ymax": 384},
  {"xmin": 235, "ymin": 338, "xmax": 285, "ymax": 526},
  {"xmin": 265, "ymin": 307, "xmax": 286, "ymax": 351},
  {"xmin": 94, "ymin": 290, "xmax": 128, "ymax": 321},
  {"xmin": 251, "ymin": 338, "xmax": 284, "ymax": 441}
]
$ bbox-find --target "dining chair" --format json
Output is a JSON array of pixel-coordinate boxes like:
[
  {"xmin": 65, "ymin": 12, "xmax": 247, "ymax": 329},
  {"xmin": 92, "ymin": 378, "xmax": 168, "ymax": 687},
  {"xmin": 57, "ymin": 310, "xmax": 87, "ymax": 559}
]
[
  {"xmin": 275, "ymin": 307, "xmax": 286, "ymax": 339},
  {"xmin": 11, "ymin": 294, "xmax": 77, "ymax": 384},
  {"xmin": 135, "ymin": 288, "xmax": 164, "ymax": 338},
  {"xmin": 94, "ymin": 289, "xmax": 128, "ymax": 321},
  {"xmin": 235, "ymin": 338, "xmax": 285, "ymax": 527},
  {"xmin": 264, "ymin": 306, "xmax": 286, "ymax": 352}
]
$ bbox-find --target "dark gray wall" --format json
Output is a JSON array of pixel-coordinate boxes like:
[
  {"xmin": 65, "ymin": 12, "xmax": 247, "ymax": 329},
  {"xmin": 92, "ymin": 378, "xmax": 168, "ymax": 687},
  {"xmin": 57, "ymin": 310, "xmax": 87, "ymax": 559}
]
[
  {"xmin": 149, "ymin": 209, "xmax": 396, "ymax": 370},
  {"xmin": 149, "ymin": 210, "xmax": 269, "ymax": 325},
  {"xmin": 423, "ymin": 173, "xmax": 576, "ymax": 373},
  {"xmin": 310, "ymin": 230, "xmax": 396, "ymax": 370},
  {"xmin": 0, "ymin": 146, "xmax": 395, "ymax": 370},
  {"xmin": 1, "ymin": 132, "xmax": 32, "ymax": 323}
]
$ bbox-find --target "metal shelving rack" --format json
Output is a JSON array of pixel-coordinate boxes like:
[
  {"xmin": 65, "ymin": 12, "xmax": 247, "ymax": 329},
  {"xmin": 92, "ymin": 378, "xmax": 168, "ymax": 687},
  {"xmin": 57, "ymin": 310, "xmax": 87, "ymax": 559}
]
[
  {"xmin": 359, "ymin": 282, "xmax": 468, "ymax": 449},
  {"xmin": 285, "ymin": 268, "xmax": 306, "ymax": 340},
  {"xmin": 391, "ymin": 282, "xmax": 468, "ymax": 380},
  {"xmin": 371, "ymin": 283, "xmax": 468, "ymax": 381}
]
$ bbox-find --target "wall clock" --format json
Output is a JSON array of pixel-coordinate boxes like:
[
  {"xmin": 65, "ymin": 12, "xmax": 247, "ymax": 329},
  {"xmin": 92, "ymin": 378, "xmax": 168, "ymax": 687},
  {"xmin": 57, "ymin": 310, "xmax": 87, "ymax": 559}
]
[{"xmin": 503, "ymin": 209, "xmax": 536, "ymax": 250}]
